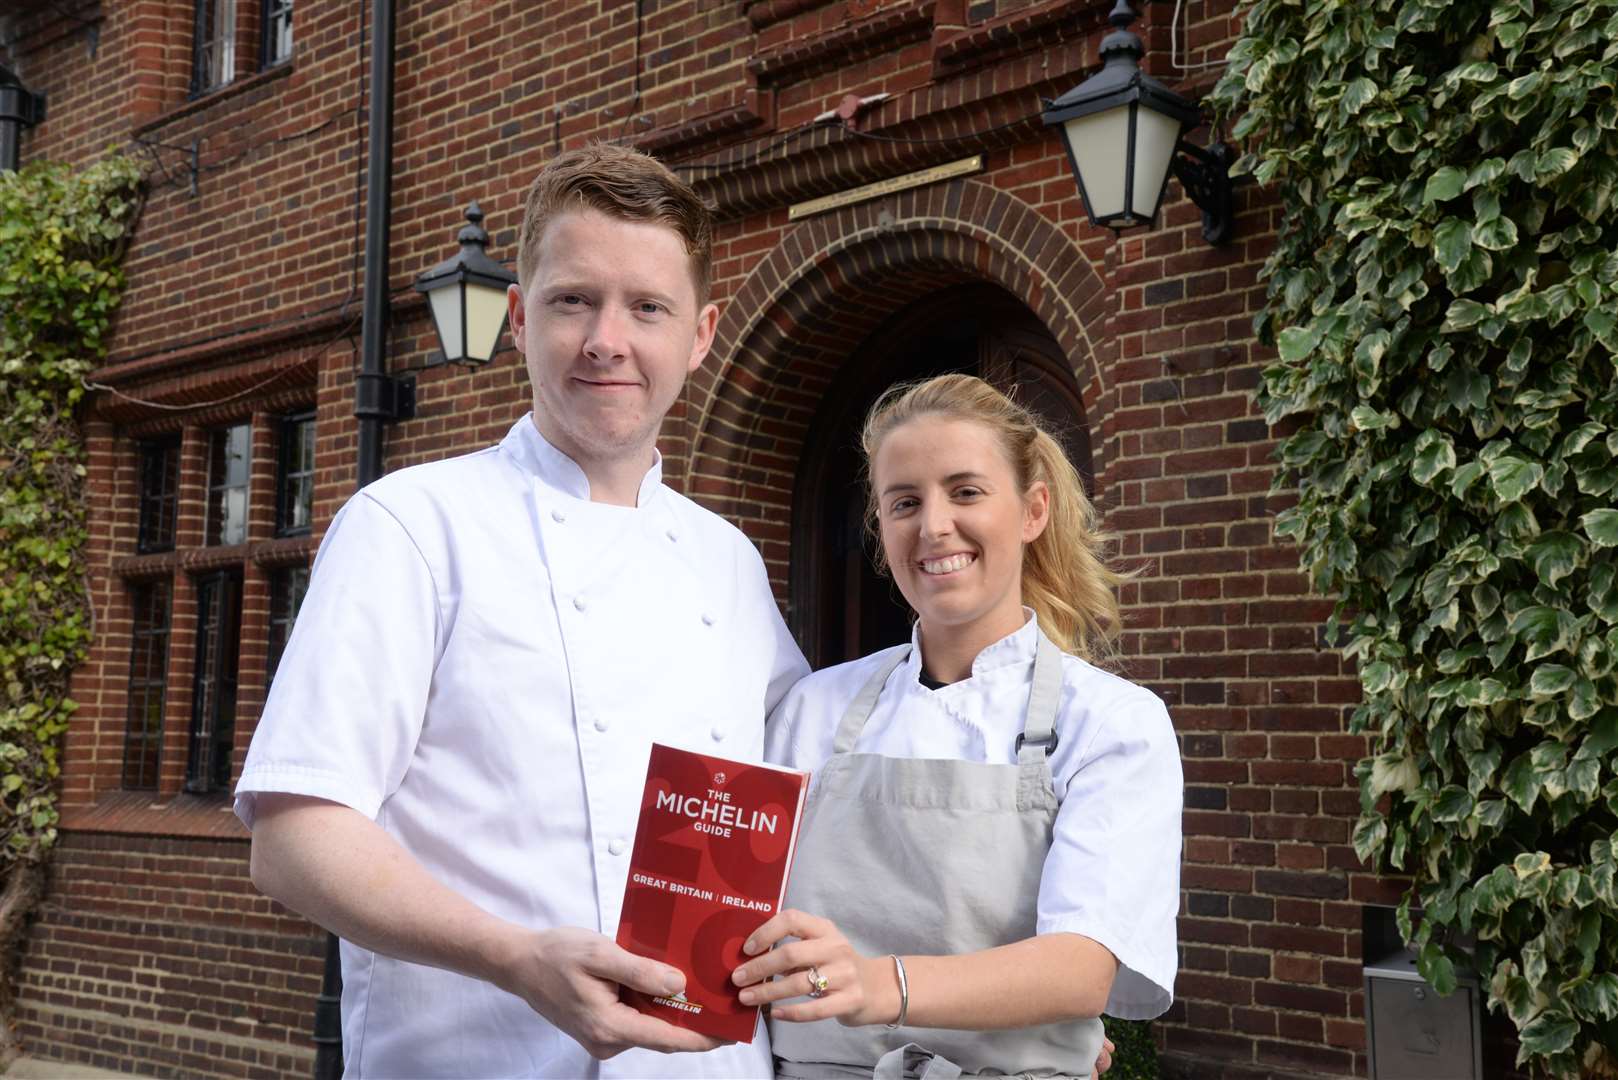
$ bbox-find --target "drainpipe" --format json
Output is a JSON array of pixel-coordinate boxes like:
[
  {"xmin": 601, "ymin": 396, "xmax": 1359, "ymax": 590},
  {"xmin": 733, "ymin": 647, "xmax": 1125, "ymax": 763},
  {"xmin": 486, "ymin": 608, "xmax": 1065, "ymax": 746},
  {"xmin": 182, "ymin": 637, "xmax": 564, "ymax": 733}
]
[
  {"xmin": 0, "ymin": 66, "xmax": 47, "ymax": 171},
  {"xmin": 315, "ymin": 1, "xmax": 404, "ymax": 1076},
  {"xmin": 353, "ymin": 0, "xmax": 410, "ymax": 489}
]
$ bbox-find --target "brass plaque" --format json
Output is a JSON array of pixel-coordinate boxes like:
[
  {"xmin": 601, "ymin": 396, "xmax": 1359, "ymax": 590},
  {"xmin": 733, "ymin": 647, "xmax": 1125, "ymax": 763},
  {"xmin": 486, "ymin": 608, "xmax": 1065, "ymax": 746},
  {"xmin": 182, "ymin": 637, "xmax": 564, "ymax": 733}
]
[{"xmin": 787, "ymin": 155, "xmax": 984, "ymax": 221}]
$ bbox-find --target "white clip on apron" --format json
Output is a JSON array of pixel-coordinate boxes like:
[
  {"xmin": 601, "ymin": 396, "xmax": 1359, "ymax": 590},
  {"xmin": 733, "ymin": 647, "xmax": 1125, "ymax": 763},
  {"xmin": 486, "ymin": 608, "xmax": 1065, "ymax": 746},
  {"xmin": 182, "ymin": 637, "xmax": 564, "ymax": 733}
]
[{"xmin": 772, "ymin": 627, "xmax": 1106, "ymax": 1079}]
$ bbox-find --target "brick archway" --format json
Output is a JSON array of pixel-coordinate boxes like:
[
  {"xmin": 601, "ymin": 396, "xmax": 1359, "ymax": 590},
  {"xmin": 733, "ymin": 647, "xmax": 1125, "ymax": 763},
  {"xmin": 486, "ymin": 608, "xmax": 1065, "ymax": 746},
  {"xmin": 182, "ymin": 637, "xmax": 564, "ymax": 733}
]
[{"xmin": 681, "ymin": 178, "xmax": 1112, "ymax": 582}]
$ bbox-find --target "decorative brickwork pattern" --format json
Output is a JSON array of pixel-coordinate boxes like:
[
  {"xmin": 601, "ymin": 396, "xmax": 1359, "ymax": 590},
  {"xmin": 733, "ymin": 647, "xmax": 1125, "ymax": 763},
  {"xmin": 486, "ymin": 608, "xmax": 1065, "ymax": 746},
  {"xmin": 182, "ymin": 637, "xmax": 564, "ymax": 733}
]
[{"xmin": 683, "ymin": 177, "xmax": 1110, "ymax": 589}]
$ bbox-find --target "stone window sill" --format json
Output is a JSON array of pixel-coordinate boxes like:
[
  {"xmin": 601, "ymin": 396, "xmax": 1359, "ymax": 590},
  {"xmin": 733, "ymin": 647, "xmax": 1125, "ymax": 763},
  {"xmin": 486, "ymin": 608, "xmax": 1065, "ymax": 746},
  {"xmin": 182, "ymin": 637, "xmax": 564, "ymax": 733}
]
[
  {"xmin": 61, "ymin": 789, "xmax": 248, "ymax": 841},
  {"xmin": 134, "ymin": 61, "xmax": 294, "ymax": 139}
]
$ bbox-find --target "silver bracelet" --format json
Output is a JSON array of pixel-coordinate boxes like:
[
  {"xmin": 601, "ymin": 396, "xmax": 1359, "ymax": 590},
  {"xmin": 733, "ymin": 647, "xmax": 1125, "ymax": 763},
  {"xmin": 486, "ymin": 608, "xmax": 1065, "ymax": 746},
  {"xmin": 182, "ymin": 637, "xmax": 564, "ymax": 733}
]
[{"xmin": 885, "ymin": 954, "xmax": 909, "ymax": 1029}]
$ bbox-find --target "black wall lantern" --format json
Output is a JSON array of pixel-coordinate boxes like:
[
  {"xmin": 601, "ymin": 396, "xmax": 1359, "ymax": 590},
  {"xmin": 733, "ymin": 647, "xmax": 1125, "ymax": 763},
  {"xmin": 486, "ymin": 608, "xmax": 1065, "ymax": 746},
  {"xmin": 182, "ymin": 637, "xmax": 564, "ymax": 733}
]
[
  {"xmin": 1042, "ymin": 0, "xmax": 1234, "ymax": 245},
  {"xmin": 0, "ymin": 65, "xmax": 47, "ymax": 173},
  {"xmin": 414, "ymin": 201, "xmax": 518, "ymax": 365}
]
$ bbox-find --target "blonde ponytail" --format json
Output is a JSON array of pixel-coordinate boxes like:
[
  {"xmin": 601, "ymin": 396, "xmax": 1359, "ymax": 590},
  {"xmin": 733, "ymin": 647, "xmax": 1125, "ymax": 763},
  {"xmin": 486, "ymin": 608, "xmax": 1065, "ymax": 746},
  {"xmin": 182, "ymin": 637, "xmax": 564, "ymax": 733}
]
[{"xmin": 860, "ymin": 374, "xmax": 1126, "ymax": 666}]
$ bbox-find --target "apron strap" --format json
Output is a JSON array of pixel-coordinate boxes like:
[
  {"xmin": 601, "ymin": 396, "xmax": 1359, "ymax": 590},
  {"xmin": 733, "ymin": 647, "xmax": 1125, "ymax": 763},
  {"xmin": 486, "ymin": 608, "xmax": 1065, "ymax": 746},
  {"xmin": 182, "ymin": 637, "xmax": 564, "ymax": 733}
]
[
  {"xmin": 833, "ymin": 644, "xmax": 911, "ymax": 755},
  {"xmin": 1015, "ymin": 627, "xmax": 1064, "ymax": 764},
  {"xmin": 833, "ymin": 625, "xmax": 1065, "ymax": 761}
]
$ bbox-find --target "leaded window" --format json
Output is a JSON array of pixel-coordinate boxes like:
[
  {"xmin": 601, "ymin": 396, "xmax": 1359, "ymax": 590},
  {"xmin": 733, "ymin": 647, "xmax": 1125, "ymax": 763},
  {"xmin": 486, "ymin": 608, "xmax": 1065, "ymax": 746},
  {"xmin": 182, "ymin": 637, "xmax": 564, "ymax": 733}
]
[
  {"xmin": 136, "ymin": 438, "xmax": 180, "ymax": 554},
  {"xmin": 262, "ymin": 0, "xmax": 293, "ymax": 67},
  {"xmin": 191, "ymin": 0, "xmax": 238, "ymax": 96},
  {"xmin": 205, "ymin": 423, "xmax": 251, "ymax": 546},
  {"xmin": 186, "ymin": 570, "xmax": 243, "ymax": 794},
  {"xmin": 123, "ymin": 581, "xmax": 172, "ymax": 789},
  {"xmin": 266, "ymin": 564, "xmax": 310, "ymax": 678},
  {"xmin": 276, "ymin": 412, "xmax": 314, "ymax": 536}
]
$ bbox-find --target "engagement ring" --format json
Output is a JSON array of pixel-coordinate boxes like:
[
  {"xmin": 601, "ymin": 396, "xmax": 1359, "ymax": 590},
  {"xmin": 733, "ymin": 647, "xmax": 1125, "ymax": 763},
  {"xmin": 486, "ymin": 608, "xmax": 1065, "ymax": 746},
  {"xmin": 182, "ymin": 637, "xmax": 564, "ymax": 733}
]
[{"xmin": 806, "ymin": 966, "xmax": 830, "ymax": 998}]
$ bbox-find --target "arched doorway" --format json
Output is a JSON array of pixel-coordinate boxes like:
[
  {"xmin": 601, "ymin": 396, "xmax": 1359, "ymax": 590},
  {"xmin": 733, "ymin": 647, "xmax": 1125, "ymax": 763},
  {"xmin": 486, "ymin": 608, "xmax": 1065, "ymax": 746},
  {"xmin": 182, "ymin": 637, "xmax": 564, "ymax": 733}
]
[{"xmin": 791, "ymin": 283, "xmax": 1094, "ymax": 670}]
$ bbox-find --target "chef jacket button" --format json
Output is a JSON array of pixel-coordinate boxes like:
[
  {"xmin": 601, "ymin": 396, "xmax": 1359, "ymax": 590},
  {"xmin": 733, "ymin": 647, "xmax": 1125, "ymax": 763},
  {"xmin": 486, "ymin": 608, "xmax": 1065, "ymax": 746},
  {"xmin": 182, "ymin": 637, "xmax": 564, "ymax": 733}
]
[
  {"xmin": 608, "ymin": 838, "xmax": 627, "ymax": 856},
  {"xmin": 573, "ymin": 596, "xmax": 587, "ymax": 612},
  {"xmin": 551, "ymin": 508, "xmax": 566, "ymax": 523},
  {"xmin": 701, "ymin": 613, "xmax": 715, "ymax": 626},
  {"xmin": 666, "ymin": 528, "xmax": 678, "ymax": 542},
  {"xmin": 710, "ymin": 726, "xmax": 725, "ymax": 742},
  {"xmin": 594, "ymin": 717, "xmax": 609, "ymax": 733}
]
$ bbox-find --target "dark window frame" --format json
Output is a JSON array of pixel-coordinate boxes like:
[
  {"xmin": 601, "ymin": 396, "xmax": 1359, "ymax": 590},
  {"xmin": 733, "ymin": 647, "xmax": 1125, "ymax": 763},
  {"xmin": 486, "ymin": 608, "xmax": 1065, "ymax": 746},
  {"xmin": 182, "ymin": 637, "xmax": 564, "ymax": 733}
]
[
  {"xmin": 136, "ymin": 437, "xmax": 181, "ymax": 554},
  {"xmin": 205, "ymin": 422, "xmax": 252, "ymax": 547},
  {"xmin": 266, "ymin": 563, "xmax": 310, "ymax": 679},
  {"xmin": 189, "ymin": 0, "xmax": 238, "ymax": 98},
  {"xmin": 275, "ymin": 411, "xmax": 315, "ymax": 537},
  {"xmin": 186, "ymin": 569, "xmax": 244, "ymax": 794},
  {"xmin": 122, "ymin": 580, "xmax": 173, "ymax": 790},
  {"xmin": 260, "ymin": 0, "xmax": 293, "ymax": 68}
]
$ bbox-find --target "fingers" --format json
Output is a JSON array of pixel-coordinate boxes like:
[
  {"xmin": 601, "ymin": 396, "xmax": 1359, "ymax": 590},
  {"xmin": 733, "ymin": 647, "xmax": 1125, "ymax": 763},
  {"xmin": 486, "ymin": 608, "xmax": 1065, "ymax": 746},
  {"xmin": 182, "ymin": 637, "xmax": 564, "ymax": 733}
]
[
  {"xmin": 741, "ymin": 959, "xmax": 862, "ymax": 1023},
  {"xmin": 736, "ymin": 960, "xmax": 829, "ymax": 1006},
  {"xmin": 761, "ymin": 994, "xmax": 855, "ymax": 1024},
  {"xmin": 519, "ymin": 929, "xmax": 730, "ymax": 1060},
  {"xmin": 1095, "ymin": 1035, "xmax": 1115, "ymax": 1075},
  {"xmin": 581, "ymin": 939, "xmax": 686, "ymax": 998},
  {"xmin": 733, "ymin": 937, "xmax": 832, "ymax": 986},
  {"xmin": 603, "ymin": 1005, "xmax": 728, "ymax": 1057},
  {"xmin": 742, "ymin": 908, "xmax": 833, "ymax": 955}
]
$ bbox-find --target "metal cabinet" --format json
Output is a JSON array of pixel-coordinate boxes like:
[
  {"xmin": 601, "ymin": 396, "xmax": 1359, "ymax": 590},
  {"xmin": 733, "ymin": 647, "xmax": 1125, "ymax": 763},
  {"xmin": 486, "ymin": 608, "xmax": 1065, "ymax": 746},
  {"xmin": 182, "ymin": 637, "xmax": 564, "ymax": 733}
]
[{"xmin": 1364, "ymin": 929, "xmax": 1482, "ymax": 1080}]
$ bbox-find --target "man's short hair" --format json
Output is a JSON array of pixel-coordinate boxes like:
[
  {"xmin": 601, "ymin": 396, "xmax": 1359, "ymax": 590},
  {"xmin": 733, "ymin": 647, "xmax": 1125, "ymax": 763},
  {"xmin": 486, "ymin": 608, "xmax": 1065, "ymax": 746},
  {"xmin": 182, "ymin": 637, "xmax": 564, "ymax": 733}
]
[{"xmin": 516, "ymin": 143, "xmax": 714, "ymax": 303}]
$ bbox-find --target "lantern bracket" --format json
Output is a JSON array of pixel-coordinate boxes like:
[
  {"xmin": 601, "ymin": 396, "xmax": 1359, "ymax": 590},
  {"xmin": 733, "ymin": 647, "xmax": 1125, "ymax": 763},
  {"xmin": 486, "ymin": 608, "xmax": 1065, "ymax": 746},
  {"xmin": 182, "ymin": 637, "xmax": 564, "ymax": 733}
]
[
  {"xmin": 1169, "ymin": 139, "xmax": 1234, "ymax": 247},
  {"xmin": 355, "ymin": 371, "xmax": 416, "ymax": 423}
]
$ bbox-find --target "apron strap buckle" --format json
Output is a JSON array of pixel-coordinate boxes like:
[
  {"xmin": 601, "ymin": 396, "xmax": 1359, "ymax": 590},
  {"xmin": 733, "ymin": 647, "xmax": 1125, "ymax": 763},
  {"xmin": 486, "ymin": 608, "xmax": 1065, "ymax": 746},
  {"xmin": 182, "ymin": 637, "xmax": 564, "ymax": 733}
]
[{"xmin": 1014, "ymin": 729, "xmax": 1059, "ymax": 756}]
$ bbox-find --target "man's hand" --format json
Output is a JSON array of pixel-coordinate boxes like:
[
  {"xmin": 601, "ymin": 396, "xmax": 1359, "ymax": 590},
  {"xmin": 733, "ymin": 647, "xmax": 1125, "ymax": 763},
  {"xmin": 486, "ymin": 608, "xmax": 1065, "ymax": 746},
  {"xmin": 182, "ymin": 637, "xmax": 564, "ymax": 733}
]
[
  {"xmin": 499, "ymin": 927, "xmax": 725, "ymax": 1060},
  {"xmin": 250, "ymin": 796, "xmax": 724, "ymax": 1059}
]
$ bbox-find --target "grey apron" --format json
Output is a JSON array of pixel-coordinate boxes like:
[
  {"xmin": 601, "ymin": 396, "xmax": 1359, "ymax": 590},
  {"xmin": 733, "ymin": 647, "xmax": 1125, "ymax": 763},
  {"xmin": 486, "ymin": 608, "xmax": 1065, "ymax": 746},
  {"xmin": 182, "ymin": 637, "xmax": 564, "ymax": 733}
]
[{"xmin": 772, "ymin": 627, "xmax": 1106, "ymax": 1080}]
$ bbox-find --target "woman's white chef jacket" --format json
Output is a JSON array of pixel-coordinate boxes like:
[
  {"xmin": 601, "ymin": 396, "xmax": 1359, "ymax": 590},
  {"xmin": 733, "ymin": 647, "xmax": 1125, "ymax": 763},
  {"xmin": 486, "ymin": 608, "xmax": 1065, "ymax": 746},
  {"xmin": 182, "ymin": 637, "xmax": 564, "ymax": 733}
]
[
  {"xmin": 235, "ymin": 416, "xmax": 808, "ymax": 1079},
  {"xmin": 766, "ymin": 613, "xmax": 1181, "ymax": 1020}
]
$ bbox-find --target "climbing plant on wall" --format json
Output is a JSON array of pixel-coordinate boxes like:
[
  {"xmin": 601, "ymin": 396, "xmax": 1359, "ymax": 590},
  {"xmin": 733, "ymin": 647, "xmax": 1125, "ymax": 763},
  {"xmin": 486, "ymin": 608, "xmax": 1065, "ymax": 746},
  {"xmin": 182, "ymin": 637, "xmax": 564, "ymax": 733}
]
[
  {"xmin": 1209, "ymin": 1, "xmax": 1618, "ymax": 1075},
  {"xmin": 0, "ymin": 152, "xmax": 142, "ymax": 1053}
]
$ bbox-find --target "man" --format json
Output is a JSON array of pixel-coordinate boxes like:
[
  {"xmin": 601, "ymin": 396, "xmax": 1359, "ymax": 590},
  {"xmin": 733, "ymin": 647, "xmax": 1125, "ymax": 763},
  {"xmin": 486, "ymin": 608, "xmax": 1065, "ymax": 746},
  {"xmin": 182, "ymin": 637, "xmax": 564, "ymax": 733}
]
[{"xmin": 238, "ymin": 144, "xmax": 808, "ymax": 1077}]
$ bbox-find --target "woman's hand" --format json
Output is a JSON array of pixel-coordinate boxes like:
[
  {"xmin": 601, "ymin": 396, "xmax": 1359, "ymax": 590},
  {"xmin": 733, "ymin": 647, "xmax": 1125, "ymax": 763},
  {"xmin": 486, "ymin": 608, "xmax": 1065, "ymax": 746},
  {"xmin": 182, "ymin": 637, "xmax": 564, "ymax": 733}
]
[{"xmin": 730, "ymin": 909, "xmax": 896, "ymax": 1026}]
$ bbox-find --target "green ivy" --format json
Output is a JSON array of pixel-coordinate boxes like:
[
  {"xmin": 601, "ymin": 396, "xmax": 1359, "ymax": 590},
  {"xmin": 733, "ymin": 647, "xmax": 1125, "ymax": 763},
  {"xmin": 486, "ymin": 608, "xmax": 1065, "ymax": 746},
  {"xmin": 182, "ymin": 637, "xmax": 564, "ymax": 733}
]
[
  {"xmin": 0, "ymin": 155, "xmax": 142, "ymax": 872},
  {"xmin": 1209, "ymin": 1, "xmax": 1618, "ymax": 1076},
  {"xmin": 1102, "ymin": 1016, "xmax": 1159, "ymax": 1080}
]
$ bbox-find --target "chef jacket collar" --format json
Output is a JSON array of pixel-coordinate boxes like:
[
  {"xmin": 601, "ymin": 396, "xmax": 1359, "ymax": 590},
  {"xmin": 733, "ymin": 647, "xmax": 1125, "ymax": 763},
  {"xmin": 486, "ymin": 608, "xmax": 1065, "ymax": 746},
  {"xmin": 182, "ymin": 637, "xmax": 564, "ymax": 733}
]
[
  {"xmin": 906, "ymin": 607, "xmax": 1041, "ymax": 689},
  {"xmin": 501, "ymin": 413, "xmax": 664, "ymax": 507}
]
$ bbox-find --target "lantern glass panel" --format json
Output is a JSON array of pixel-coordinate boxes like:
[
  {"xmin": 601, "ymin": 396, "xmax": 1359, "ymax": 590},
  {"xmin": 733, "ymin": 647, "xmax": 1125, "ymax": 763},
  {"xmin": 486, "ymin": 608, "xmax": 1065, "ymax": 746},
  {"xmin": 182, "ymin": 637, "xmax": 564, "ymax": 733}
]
[
  {"xmin": 1063, "ymin": 106, "xmax": 1134, "ymax": 222},
  {"xmin": 1132, "ymin": 106, "xmax": 1184, "ymax": 222},
  {"xmin": 427, "ymin": 282, "xmax": 465, "ymax": 362},
  {"xmin": 465, "ymin": 282, "xmax": 510, "ymax": 363}
]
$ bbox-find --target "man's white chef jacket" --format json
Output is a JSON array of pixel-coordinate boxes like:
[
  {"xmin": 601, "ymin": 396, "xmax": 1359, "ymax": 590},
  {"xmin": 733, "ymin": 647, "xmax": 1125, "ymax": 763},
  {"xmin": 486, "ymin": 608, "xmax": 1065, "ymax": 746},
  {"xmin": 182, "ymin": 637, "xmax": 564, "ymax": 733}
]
[{"xmin": 236, "ymin": 416, "xmax": 808, "ymax": 1078}]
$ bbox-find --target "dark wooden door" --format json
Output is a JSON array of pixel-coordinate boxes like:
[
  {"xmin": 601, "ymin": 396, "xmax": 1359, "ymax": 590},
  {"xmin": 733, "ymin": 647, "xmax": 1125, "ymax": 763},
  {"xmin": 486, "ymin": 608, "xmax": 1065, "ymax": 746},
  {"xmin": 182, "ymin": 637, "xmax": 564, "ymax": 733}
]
[{"xmin": 791, "ymin": 284, "xmax": 1093, "ymax": 670}]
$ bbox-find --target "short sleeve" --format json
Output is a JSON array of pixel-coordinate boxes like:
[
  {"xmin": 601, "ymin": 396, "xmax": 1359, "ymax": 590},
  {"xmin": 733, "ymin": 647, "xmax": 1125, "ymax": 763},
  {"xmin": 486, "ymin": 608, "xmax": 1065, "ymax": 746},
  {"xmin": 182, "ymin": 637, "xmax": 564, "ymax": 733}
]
[
  {"xmin": 234, "ymin": 492, "xmax": 441, "ymax": 830},
  {"xmin": 1037, "ymin": 689, "xmax": 1182, "ymax": 1020},
  {"xmin": 764, "ymin": 679, "xmax": 805, "ymax": 769}
]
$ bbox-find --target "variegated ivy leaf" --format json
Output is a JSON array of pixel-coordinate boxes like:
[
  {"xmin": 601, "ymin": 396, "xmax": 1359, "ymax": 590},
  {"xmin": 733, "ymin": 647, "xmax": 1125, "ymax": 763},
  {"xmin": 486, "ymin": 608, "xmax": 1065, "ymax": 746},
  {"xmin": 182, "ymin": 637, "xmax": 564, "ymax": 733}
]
[{"xmin": 1210, "ymin": 1, "xmax": 1618, "ymax": 1071}]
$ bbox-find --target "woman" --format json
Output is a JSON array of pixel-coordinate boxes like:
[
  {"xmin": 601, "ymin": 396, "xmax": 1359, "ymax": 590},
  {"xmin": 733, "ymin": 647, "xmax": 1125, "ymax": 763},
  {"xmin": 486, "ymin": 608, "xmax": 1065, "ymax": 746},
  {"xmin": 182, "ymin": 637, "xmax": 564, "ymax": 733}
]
[{"xmin": 734, "ymin": 374, "xmax": 1182, "ymax": 1078}]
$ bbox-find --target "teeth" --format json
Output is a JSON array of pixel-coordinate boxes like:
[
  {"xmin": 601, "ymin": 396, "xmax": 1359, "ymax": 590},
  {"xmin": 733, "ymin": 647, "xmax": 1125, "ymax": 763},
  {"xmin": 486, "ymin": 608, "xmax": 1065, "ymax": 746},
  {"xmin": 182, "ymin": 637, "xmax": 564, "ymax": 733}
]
[{"xmin": 921, "ymin": 554, "xmax": 975, "ymax": 575}]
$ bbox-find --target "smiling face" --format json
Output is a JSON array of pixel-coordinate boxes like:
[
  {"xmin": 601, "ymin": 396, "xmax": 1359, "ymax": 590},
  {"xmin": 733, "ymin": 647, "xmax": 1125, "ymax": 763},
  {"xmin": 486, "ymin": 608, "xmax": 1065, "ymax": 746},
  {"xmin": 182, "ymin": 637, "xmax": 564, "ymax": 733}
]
[
  {"xmin": 508, "ymin": 207, "xmax": 718, "ymax": 481},
  {"xmin": 872, "ymin": 414, "xmax": 1050, "ymax": 653}
]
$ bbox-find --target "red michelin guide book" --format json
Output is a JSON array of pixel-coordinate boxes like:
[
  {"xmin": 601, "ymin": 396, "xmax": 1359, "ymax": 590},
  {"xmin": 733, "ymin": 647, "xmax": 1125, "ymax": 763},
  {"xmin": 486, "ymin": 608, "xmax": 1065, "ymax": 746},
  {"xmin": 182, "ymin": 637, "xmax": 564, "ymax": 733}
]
[{"xmin": 615, "ymin": 742, "xmax": 810, "ymax": 1042}]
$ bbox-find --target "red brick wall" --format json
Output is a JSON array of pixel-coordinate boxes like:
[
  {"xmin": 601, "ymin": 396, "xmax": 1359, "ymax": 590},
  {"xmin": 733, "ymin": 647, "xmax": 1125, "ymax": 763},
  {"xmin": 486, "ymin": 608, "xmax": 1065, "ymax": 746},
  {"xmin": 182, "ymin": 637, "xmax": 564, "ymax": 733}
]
[
  {"xmin": 14, "ymin": 830, "xmax": 322, "ymax": 1078},
  {"xmin": 5, "ymin": 1, "xmax": 1434, "ymax": 1076}
]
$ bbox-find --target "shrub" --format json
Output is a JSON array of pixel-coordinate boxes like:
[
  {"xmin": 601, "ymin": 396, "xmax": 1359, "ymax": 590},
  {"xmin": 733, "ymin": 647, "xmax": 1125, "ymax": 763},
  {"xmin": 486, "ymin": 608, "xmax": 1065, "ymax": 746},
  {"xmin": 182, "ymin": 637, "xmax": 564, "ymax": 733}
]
[
  {"xmin": 1209, "ymin": 1, "xmax": 1618, "ymax": 1076},
  {"xmin": 0, "ymin": 153, "xmax": 142, "ymax": 1050}
]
